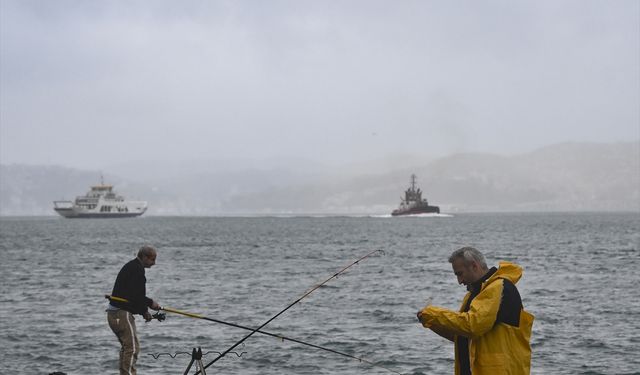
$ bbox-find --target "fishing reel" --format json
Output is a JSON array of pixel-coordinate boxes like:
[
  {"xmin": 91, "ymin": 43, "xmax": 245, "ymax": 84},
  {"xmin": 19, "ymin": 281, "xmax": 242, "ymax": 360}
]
[{"xmin": 152, "ymin": 311, "xmax": 166, "ymax": 321}]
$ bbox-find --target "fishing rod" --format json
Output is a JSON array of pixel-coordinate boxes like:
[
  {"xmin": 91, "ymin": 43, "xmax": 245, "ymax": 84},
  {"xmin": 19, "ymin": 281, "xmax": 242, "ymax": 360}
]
[
  {"xmin": 197, "ymin": 249, "xmax": 397, "ymax": 374},
  {"xmin": 105, "ymin": 294, "xmax": 401, "ymax": 374}
]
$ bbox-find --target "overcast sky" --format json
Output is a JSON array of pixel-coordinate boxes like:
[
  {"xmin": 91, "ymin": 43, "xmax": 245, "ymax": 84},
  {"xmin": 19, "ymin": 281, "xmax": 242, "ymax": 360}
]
[{"xmin": 1, "ymin": 0, "xmax": 638, "ymax": 169}]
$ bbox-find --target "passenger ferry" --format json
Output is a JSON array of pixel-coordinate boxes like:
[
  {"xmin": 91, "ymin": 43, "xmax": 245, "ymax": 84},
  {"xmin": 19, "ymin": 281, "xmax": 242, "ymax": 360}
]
[{"xmin": 53, "ymin": 178, "xmax": 147, "ymax": 218}]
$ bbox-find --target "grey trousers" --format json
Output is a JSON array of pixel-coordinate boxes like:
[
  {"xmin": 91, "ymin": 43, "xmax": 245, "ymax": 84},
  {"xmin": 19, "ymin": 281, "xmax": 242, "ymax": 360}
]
[{"xmin": 107, "ymin": 310, "xmax": 140, "ymax": 375}]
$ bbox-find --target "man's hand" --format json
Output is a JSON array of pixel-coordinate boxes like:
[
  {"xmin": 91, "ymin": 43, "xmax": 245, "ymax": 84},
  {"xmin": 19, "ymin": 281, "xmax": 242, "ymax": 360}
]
[
  {"xmin": 143, "ymin": 311, "xmax": 153, "ymax": 322},
  {"xmin": 150, "ymin": 300, "xmax": 160, "ymax": 311},
  {"xmin": 416, "ymin": 310, "xmax": 430, "ymax": 327}
]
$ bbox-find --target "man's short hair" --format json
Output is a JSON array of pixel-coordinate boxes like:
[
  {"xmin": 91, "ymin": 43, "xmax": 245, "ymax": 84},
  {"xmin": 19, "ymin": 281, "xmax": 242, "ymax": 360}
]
[
  {"xmin": 137, "ymin": 245, "xmax": 157, "ymax": 259},
  {"xmin": 448, "ymin": 246, "xmax": 488, "ymax": 269}
]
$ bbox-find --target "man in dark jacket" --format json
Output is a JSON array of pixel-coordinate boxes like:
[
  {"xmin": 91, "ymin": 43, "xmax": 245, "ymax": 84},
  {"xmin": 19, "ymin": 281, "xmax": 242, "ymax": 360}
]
[{"xmin": 107, "ymin": 245, "xmax": 160, "ymax": 375}]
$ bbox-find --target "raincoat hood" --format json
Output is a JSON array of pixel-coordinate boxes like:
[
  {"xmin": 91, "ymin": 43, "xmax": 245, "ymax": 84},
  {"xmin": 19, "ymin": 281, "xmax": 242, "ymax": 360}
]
[{"xmin": 487, "ymin": 261, "xmax": 522, "ymax": 285}]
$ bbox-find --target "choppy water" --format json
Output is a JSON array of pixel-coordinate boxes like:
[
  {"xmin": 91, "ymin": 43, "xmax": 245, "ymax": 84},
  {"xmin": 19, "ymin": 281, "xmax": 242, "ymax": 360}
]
[{"xmin": 1, "ymin": 213, "xmax": 639, "ymax": 375}]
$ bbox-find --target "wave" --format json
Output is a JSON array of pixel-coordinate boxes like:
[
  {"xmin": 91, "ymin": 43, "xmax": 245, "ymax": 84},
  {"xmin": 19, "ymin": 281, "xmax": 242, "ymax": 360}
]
[{"xmin": 370, "ymin": 213, "xmax": 454, "ymax": 218}]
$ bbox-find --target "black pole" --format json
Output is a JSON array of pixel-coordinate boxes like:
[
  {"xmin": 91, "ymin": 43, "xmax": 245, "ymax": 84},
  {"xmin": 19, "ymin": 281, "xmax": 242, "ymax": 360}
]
[{"xmin": 197, "ymin": 249, "xmax": 384, "ymax": 373}]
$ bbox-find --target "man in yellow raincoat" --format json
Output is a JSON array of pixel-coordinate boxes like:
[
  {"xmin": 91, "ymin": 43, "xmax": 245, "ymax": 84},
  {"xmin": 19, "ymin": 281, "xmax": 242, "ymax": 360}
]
[{"xmin": 417, "ymin": 247, "xmax": 534, "ymax": 375}]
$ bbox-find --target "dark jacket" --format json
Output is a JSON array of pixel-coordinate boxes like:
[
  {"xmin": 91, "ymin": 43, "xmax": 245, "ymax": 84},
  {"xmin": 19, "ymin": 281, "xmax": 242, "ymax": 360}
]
[{"xmin": 111, "ymin": 258, "xmax": 153, "ymax": 315}]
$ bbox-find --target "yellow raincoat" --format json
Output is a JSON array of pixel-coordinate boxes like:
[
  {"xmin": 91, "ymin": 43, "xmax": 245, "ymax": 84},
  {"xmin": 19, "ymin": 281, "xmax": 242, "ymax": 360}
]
[{"xmin": 419, "ymin": 261, "xmax": 534, "ymax": 375}]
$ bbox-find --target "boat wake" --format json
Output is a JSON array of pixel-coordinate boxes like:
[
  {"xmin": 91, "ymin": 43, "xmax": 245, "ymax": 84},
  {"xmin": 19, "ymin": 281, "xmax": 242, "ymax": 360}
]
[{"xmin": 371, "ymin": 213, "xmax": 453, "ymax": 218}]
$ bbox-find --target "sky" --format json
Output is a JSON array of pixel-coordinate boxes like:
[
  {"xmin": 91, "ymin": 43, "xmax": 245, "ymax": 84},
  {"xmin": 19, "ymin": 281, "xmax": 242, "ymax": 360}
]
[{"xmin": 1, "ymin": 0, "xmax": 638, "ymax": 169}]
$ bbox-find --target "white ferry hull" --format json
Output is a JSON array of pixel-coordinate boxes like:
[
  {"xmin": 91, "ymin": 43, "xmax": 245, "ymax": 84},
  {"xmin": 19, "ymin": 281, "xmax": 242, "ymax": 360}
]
[{"xmin": 54, "ymin": 207, "xmax": 146, "ymax": 218}]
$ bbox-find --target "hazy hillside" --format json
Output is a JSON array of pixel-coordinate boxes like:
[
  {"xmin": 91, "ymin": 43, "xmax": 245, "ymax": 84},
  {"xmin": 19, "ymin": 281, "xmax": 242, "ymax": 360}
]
[
  {"xmin": 210, "ymin": 142, "xmax": 638, "ymax": 213},
  {"xmin": 1, "ymin": 142, "xmax": 638, "ymax": 215}
]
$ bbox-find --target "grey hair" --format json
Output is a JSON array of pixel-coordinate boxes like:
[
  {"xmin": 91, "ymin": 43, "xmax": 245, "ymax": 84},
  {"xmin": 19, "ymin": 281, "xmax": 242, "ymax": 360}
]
[
  {"xmin": 448, "ymin": 246, "xmax": 488, "ymax": 269},
  {"xmin": 137, "ymin": 245, "xmax": 157, "ymax": 259}
]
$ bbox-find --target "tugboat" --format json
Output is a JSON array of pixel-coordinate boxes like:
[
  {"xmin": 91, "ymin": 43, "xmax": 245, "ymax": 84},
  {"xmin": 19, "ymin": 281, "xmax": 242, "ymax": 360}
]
[
  {"xmin": 391, "ymin": 174, "xmax": 439, "ymax": 216},
  {"xmin": 53, "ymin": 177, "xmax": 147, "ymax": 218}
]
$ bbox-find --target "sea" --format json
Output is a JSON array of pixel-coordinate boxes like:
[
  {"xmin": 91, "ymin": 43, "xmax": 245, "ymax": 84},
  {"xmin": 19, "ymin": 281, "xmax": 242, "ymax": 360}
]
[{"xmin": 0, "ymin": 213, "xmax": 639, "ymax": 375}]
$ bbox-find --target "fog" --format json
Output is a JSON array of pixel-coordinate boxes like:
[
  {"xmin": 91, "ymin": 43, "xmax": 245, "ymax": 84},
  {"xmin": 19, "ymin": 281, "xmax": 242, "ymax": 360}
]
[{"xmin": 1, "ymin": 0, "xmax": 638, "ymax": 169}]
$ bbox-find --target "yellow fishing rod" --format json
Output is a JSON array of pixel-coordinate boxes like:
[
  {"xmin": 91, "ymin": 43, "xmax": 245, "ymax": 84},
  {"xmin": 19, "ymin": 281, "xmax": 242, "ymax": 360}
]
[
  {"xmin": 104, "ymin": 293, "xmax": 403, "ymax": 374},
  {"xmin": 106, "ymin": 295, "xmax": 200, "ymax": 320}
]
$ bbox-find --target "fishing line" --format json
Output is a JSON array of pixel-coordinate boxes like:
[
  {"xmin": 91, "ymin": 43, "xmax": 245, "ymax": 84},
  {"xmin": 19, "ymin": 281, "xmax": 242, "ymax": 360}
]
[
  {"xmin": 148, "ymin": 343, "xmax": 247, "ymax": 359},
  {"xmin": 148, "ymin": 350, "xmax": 247, "ymax": 359},
  {"xmin": 195, "ymin": 249, "xmax": 402, "ymax": 374},
  {"xmin": 106, "ymin": 293, "xmax": 399, "ymax": 373}
]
